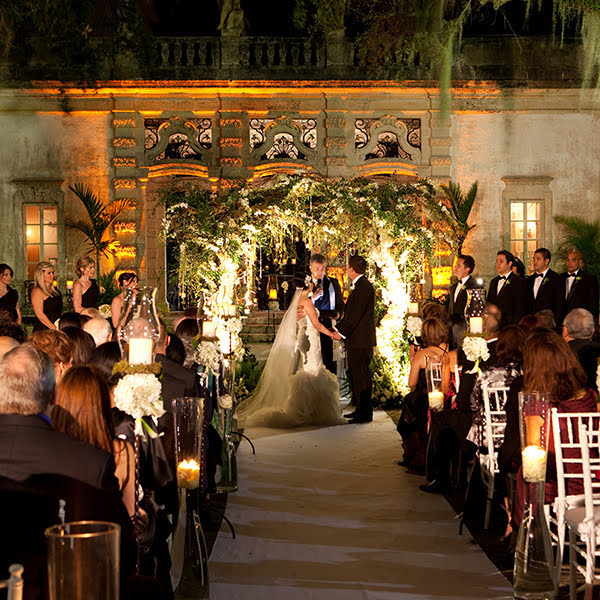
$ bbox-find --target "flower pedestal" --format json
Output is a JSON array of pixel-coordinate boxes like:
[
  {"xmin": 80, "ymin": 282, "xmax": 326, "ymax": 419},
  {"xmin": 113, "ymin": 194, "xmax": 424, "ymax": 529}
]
[
  {"xmin": 513, "ymin": 392, "xmax": 557, "ymax": 600},
  {"xmin": 216, "ymin": 405, "xmax": 238, "ymax": 493}
]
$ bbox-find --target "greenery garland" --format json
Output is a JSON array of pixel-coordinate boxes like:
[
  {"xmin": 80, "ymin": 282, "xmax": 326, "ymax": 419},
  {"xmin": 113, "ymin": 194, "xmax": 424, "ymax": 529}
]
[{"xmin": 159, "ymin": 174, "xmax": 440, "ymax": 401}]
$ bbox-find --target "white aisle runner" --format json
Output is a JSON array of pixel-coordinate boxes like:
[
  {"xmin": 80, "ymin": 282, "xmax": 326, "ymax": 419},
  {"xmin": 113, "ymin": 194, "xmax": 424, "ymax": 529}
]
[{"xmin": 209, "ymin": 411, "xmax": 512, "ymax": 600}]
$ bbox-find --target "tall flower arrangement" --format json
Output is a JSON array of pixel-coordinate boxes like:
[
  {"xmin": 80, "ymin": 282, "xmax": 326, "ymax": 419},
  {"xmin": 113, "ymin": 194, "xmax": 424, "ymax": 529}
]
[{"xmin": 159, "ymin": 175, "xmax": 439, "ymax": 396}]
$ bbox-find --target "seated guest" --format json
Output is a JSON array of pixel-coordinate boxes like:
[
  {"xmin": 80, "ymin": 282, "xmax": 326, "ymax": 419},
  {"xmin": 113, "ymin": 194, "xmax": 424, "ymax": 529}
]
[
  {"xmin": 175, "ymin": 318, "xmax": 200, "ymax": 369},
  {"xmin": 83, "ymin": 316, "xmax": 113, "ymax": 347},
  {"xmin": 534, "ymin": 309, "xmax": 557, "ymax": 331},
  {"xmin": 31, "ymin": 261, "xmax": 63, "ymax": 331},
  {"xmin": 165, "ymin": 332, "xmax": 187, "ymax": 366},
  {"xmin": 52, "ymin": 365, "xmax": 136, "ymax": 517},
  {"xmin": 0, "ymin": 322, "xmax": 25, "ymax": 343},
  {"xmin": 73, "ymin": 256, "xmax": 100, "ymax": 313},
  {"xmin": 562, "ymin": 308, "xmax": 600, "ymax": 392},
  {"xmin": 58, "ymin": 311, "xmax": 83, "ymax": 330},
  {"xmin": 0, "ymin": 344, "xmax": 139, "ymax": 598},
  {"xmin": 111, "ymin": 272, "xmax": 138, "ymax": 328},
  {"xmin": 62, "ymin": 325, "xmax": 95, "ymax": 364},
  {"xmin": 398, "ymin": 317, "xmax": 449, "ymax": 472},
  {"xmin": 81, "ymin": 307, "xmax": 102, "ymax": 319},
  {"xmin": 518, "ymin": 314, "xmax": 539, "ymax": 335},
  {"xmin": 0, "ymin": 336, "xmax": 18, "ymax": 360},
  {"xmin": 28, "ymin": 329, "xmax": 73, "ymax": 383},
  {"xmin": 500, "ymin": 329, "xmax": 597, "ymax": 529},
  {"xmin": 156, "ymin": 321, "xmax": 199, "ymax": 397}
]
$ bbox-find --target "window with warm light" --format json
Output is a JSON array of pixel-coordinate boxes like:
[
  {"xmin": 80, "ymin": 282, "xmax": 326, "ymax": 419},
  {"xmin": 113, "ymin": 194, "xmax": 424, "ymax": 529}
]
[
  {"xmin": 24, "ymin": 205, "xmax": 58, "ymax": 279},
  {"xmin": 509, "ymin": 200, "xmax": 543, "ymax": 272}
]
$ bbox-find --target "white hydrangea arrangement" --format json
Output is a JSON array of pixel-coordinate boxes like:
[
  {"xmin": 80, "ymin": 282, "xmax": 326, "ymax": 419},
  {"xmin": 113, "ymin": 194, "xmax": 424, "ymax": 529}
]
[
  {"xmin": 406, "ymin": 315, "xmax": 423, "ymax": 339},
  {"xmin": 218, "ymin": 394, "xmax": 233, "ymax": 410},
  {"xmin": 113, "ymin": 373, "xmax": 164, "ymax": 436},
  {"xmin": 195, "ymin": 340, "xmax": 222, "ymax": 375},
  {"xmin": 463, "ymin": 334, "xmax": 490, "ymax": 374}
]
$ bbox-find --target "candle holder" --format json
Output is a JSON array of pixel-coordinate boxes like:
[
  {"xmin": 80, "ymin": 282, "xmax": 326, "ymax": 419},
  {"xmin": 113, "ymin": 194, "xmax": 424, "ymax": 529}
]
[
  {"xmin": 513, "ymin": 391, "xmax": 557, "ymax": 600},
  {"xmin": 426, "ymin": 355, "xmax": 444, "ymax": 411},
  {"xmin": 464, "ymin": 288, "xmax": 486, "ymax": 334},
  {"xmin": 116, "ymin": 287, "xmax": 160, "ymax": 364},
  {"xmin": 170, "ymin": 397, "xmax": 209, "ymax": 595}
]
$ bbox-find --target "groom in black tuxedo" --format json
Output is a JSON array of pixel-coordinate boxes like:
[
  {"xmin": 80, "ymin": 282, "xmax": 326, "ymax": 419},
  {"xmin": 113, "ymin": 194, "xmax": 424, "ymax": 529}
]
[
  {"xmin": 332, "ymin": 255, "xmax": 376, "ymax": 424},
  {"xmin": 526, "ymin": 247, "xmax": 564, "ymax": 323},
  {"xmin": 309, "ymin": 253, "xmax": 345, "ymax": 374}
]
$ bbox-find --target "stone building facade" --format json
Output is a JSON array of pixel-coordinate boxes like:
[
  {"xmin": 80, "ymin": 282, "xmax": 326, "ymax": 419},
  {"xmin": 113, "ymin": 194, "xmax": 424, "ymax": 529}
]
[{"xmin": 0, "ymin": 35, "xmax": 598, "ymax": 303}]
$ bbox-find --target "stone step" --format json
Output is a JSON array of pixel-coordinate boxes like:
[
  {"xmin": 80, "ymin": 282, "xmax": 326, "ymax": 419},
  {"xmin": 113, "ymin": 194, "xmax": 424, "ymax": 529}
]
[{"xmin": 241, "ymin": 333, "xmax": 275, "ymax": 343}]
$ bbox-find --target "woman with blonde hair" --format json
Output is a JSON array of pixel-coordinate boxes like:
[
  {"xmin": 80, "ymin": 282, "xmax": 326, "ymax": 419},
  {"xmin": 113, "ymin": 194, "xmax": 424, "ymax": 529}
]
[
  {"xmin": 73, "ymin": 256, "xmax": 100, "ymax": 313},
  {"xmin": 52, "ymin": 365, "xmax": 136, "ymax": 517},
  {"xmin": 31, "ymin": 261, "xmax": 63, "ymax": 331}
]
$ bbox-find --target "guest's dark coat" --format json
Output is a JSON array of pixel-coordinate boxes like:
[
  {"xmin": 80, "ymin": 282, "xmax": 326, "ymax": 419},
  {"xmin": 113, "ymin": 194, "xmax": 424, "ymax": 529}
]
[
  {"xmin": 527, "ymin": 269, "xmax": 564, "ymax": 323},
  {"xmin": 487, "ymin": 272, "xmax": 527, "ymax": 326}
]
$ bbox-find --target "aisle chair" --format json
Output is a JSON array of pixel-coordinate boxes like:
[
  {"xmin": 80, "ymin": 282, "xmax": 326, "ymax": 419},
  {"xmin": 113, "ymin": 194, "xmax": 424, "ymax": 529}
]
[
  {"xmin": 551, "ymin": 409, "xmax": 600, "ymax": 600},
  {"xmin": 479, "ymin": 383, "xmax": 511, "ymax": 529},
  {"xmin": 0, "ymin": 564, "xmax": 24, "ymax": 600}
]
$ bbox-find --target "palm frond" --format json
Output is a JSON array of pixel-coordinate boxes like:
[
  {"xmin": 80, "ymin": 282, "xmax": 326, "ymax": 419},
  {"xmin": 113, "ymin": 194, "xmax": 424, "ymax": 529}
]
[
  {"xmin": 64, "ymin": 218, "xmax": 99, "ymax": 247},
  {"xmin": 68, "ymin": 184, "xmax": 107, "ymax": 226},
  {"xmin": 105, "ymin": 198, "xmax": 137, "ymax": 226}
]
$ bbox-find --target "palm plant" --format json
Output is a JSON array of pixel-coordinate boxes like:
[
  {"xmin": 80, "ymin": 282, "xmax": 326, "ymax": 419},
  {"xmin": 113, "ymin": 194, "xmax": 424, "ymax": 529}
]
[
  {"xmin": 425, "ymin": 180, "xmax": 478, "ymax": 255},
  {"xmin": 554, "ymin": 216, "xmax": 600, "ymax": 281},
  {"xmin": 67, "ymin": 183, "xmax": 136, "ymax": 274}
]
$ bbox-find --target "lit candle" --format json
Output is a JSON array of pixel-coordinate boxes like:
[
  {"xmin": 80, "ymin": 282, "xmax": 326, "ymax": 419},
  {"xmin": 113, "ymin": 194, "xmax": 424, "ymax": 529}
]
[
  {"xmin": 128, "ymin": 338, "xmax": 153, "ymax": 365},
  {"xmin": 66, "ymin": 280, "xmax": 74, "ymax": 290},
  {"xmin": 269, "ymin": 288, "xmax": 278, "ymax": 300},
  {"xmin": 469, "ymin": 316, "xmax": 483, "ymax": 334},
  {"xmin": 177, "ymin": 459, "xmax": 200, "ymax": 490},
  {"xmin": 522, "ymin": 445, "xmax": 547, "ymax": 482},
  {"xmin": 202, "ymin": 320, "xmax": 216, "ymax": 339},
  {"xmin": 428, "ymin": 390, "xmax": 444, "ymax": 411},
  {"xmin": 291, "ymin": 258, "xmax": 296, "ymax": 265},
  {"xmin": 224, "ymin": 304, "xmax": 237, "ymax": 317},
  {"xmin": 219, "ymin": 334, "xmax": 232, "ymax": 355},
  {"xmin": 409, "ymin": 302, "xmax": 419, "ymax": 314}
]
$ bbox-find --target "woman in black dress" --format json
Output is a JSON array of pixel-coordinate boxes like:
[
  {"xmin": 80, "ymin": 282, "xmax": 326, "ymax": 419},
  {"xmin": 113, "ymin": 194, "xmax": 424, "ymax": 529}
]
[
  {"xmin": 0, "ymin": 263, "xmax": 21, "ymax": 324},
  {"xmin": 73, "ymin": 255, "xmax": 100, "ymax": 312},
  {"xmin": 31, "ymin": 261, "xmax": 63, "ymax": 331}
]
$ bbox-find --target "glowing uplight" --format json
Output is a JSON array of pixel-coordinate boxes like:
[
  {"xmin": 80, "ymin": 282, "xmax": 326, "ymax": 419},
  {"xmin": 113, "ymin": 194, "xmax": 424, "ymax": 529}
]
[{"xmin": 115, "ymin": 246, "xmax": 136, "ymax": 260}]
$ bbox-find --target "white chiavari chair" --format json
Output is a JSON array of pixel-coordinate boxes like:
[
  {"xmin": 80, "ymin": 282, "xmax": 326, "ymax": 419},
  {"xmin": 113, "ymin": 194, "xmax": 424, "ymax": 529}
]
[{"xmin": 0, "ymin": 564, "xmax": 24, "ymax": 600}]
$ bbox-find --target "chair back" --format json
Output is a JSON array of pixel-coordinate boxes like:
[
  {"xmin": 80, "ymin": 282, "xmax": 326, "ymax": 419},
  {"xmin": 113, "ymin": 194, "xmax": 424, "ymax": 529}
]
[
  {"xmin": 481, "ymin": 383, "xmax": 510, "ymax": 472},
  {"xmin": 579, "ymin": 422, "xmax": 600, "ymax": 520},
  {"xmin": 0, "ymin": 564, "xmax": 24, "ymax": 600}
]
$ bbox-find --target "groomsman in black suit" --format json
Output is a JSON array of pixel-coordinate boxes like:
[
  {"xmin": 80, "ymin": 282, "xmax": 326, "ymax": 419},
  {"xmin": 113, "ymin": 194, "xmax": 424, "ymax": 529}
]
[
  {"xmin": 562, "ymin": 248, "xmax": 599, "ymax": 321},
  {"xmin": 332, "ymin": 255, "xmax": 376, "ymax": 424},
  {"xmin": 526, "ymin": 247, "xmax": 564, "ymax": 323},
  {"xmin": 486, "ymin": 249, "xmax": 527, "ymax": 326},
  {"xmin": 447, "ymin": 254, "xmax": 481, "ymax": 318},
  {"xmin": 309, "ymin": 253, "xmax": 345, "ymax": 374}
]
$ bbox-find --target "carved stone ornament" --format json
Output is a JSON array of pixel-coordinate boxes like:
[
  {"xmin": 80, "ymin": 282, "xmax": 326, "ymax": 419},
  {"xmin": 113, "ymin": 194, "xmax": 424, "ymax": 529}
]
[
  {"xmin": 355, "ymin": 115, "xmax": 422, "ymax": 164},
  {"xmin": 145, "ymin": 117, "xmax": 212, "ymax": 164},
  {"xmin": 249, "ymin": 116, "xmax": 317, "ymax": 163}
]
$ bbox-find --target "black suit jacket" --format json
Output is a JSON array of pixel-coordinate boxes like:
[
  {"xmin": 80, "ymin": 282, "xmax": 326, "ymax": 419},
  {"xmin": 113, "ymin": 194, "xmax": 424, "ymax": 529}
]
[
  {"xmin": 335, "ymin": 276, "xmax": 376, "ymax": 349},
  {"xmin": 487, "ymin": 272, "xmax": 527, "ymax": 326},
  {"xmin": 562, "ymin": 269, "xmax": 599, "ymax": 320},
  {"xmin": 0, "ymin": 414, "xmax": 119, "ymax": 492},
  {"xmin": 156, "ymin": 353, "xmax": 199, "ymax": 396},
  {"xmin": 527, "ymin": 269, "xmax": 564, "ymax": 322},
  {"xmin": 448, "ymin": 275, "xmax": 481, "ymax": 318}
]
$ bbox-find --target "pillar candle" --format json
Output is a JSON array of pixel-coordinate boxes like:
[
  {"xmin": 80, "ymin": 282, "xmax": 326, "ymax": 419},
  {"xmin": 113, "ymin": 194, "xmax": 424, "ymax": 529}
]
[
  {"xmin": 428, "ymin": 390, "xmax": 444, "ymax": 411},
  {"xmin": 66, "ymin": 280, "xmax": 74, "ymax": 290},
  {"xmin": 409, "ymin": 302, "xmax": 419, "ymax": 314},
  {"xmin": 522, "ymin": 445, "xmax": 547, "ymax": 482},
  {"xmin": 129, "ymin": 338, "xmax": 153, "ymax": 365},
  {"xmin": 202, "ymin": 321, "xmax": 216, "ymax": 339},
  {"xmin": 469, "ymin": 316, "xmax": 483, "ymax": 334},
  {"xmin": 177, "ymin": 459, "xmax": 200, "ymax": 490}
]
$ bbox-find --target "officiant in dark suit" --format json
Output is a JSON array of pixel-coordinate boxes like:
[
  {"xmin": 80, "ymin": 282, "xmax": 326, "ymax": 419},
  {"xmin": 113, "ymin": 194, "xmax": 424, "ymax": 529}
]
[
  {"xmin": 487, "ymin": 250, "xmax": 527, "ymax": 326},
  {"xmin": 309, "ymin": 253, "xmax": 345, "ymax": 374},
  {"xmin": 561, "ymin": 248, "xmax": 599, "ymax": 322},
  {"xmin": 526, "ymin": 247, "xmax": 564, "ymax": 323},
  {"xmin": 447, "ymin": 254, "xmax": 481, "ymax": 318},
  {"xmin": 332, "ymin": 255, "xmax": 376, "ymax": 424}
]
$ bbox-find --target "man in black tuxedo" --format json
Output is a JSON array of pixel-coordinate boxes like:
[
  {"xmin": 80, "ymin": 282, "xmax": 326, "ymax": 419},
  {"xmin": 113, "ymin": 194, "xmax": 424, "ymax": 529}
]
[
  {"xmin": 447, "ymin": 254, "xmax": 481, "ymax": 318},
  {"xmin": 332, "ymin": 255, "xmax": 376, "ymax": 424},
  {"xmin": 309, "ymin": 253, "xmax": 345, "ymax": 374},
  {"xmin": 561, "ymin": 248, "xmax": 599, "ymax": 322},
  {"xmin": 487, "ymin": 249, "xmax": 527, "ymax": 326},
  {"xmin": 526, "ymin": 247, "xmax": 564, "ymax": 324}
]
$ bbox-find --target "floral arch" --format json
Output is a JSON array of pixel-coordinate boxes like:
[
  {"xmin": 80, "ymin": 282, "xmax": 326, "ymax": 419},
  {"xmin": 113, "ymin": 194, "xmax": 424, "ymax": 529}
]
[{"xmin": 159, "ymin": 173, "xmax": 442, "ymax": 398}]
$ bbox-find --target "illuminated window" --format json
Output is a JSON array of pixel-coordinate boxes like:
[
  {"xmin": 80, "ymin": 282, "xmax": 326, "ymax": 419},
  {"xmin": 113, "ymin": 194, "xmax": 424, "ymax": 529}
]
[
  {"xmin": 508, "ymin": 200, "xmax": 543, "ymax": 272},
  {"xmin": 24, "ymin": 205, "xmax": 58, "ymax": 279}
]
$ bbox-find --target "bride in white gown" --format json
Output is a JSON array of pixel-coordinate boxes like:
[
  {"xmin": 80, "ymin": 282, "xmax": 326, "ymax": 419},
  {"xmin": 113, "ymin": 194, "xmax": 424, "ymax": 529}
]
[{"xmin": 237, "ymin": 274, "xmax": 346, "ymax": 428}]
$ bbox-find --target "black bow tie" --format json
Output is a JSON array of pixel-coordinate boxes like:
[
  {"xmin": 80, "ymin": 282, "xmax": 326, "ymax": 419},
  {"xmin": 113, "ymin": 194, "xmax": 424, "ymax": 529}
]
[
  {"xmin": 536, "ymin": 273, "xmax": 545, "ymax": 278},
  {"xmin": 499, "ymin": 275, "xmax": 507, "ymax": 281},
  {"xmin": 567, "ymin": 272, "xmax": 577, "ymax": 278}
]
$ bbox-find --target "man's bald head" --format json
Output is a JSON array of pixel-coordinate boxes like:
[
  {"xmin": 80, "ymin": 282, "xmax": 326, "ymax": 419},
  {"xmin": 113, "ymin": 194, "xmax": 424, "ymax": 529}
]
[{"xmin": 0, "ymin": 336, "xmax": 19, "ymax": 360}]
